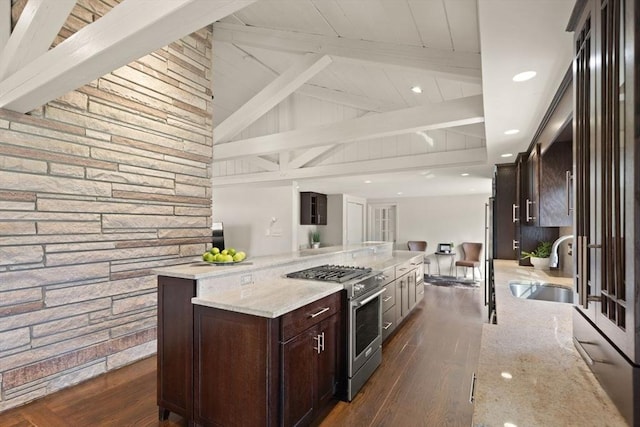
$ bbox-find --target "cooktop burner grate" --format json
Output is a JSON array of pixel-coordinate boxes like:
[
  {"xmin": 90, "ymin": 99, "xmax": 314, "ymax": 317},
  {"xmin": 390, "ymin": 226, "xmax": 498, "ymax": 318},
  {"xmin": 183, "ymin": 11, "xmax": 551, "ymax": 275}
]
[{"xmin": 286, "ymin": 264, "xmax": 372, "ymax": 283}]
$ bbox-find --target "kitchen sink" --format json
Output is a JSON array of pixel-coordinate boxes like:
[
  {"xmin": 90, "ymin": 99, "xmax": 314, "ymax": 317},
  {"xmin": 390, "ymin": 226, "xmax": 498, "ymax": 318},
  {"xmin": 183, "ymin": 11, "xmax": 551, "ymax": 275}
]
[{"xmin": 509, "ymin": 282, "xmax": 574, "ymax": 304}]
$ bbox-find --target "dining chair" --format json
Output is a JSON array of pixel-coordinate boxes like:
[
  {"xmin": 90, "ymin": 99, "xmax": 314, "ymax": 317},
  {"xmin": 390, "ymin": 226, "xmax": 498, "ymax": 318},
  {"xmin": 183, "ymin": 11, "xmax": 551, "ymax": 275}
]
[
  {"xmin": 407, "ymin": 241, "xmax": 431, "ymax": 275},
  {"xmin": 455, "ymin": 242, "xmax": 483, "ymax": 281}
]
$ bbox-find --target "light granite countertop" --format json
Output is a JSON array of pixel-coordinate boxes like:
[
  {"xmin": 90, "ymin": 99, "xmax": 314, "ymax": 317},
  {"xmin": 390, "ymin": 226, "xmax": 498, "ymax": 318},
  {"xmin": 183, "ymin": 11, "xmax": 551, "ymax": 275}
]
[
  {"xmin": 153, "ymin": 242, "xmax": 392, "ymax": 281},
  {"xmin": 157, "ymin": 244, "xmax": 420, "ymax": 319},
  {"xmin": 472, "ymin": 260, "xmax": 627, "ymax": 427}
]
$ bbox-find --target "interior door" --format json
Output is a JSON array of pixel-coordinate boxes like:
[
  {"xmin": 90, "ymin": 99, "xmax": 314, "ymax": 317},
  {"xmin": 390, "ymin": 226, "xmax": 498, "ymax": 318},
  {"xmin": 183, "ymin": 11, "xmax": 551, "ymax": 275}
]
[{"xmin": 368, "ymin": 204, "xmax": 397, "ymax": 243}]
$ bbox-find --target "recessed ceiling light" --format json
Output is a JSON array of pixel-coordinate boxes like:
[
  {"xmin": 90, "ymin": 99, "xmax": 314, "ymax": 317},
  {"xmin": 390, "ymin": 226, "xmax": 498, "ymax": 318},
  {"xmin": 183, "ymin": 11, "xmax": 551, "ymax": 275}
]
[
  {"xmin": 364, "ymin": 180, "xmax": 372, "ymax": 184},
  {"xmin": 504, "ymin": 423, "xmax": 518, "ymax": 427},
  {"xmin": 501, "ymin": 153, "xmax": 513, "ymax": 158},
  {"xmin": 397, "ymin": 192, "xmax": 403, "ymax": 195},
  {"xmin": 504, "ymin": 129, "xmax": 520, "ymax": 135},
  {"xmin": 411, "ymin": 86, "xmax": 422, "ymax": 94},
  {"xmin": 461, "ymin": 173, "xmax": 470, "ymax": 177},
  {"xmin": 501, "ymin": 372, "xmax": 513, "ymax": 379},
  {"xmin": 513, "ymin": 71, "xmax": 537, "ymax": 82}
]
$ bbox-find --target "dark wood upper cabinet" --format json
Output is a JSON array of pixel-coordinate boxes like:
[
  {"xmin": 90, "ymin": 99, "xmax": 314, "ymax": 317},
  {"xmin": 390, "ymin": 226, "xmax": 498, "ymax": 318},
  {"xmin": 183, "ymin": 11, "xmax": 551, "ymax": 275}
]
[
  {"xmin": 300, "ymin": 192, "xmax": 327, "ymax": 225},
  {"xmin": 493, "ymin": 164, "xmax": 517, "ymax": 259},
  {"xmin": 539, "ymin": 137, "xmax": 573, "ymax": 227}
]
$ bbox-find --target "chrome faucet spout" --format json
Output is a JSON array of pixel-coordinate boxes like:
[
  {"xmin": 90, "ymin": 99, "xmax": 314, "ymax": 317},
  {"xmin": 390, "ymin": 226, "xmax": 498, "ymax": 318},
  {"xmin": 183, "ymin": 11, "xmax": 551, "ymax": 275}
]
[{"xmin": 550, "ymin": 235, "xmax": 573, "ymax": 268}]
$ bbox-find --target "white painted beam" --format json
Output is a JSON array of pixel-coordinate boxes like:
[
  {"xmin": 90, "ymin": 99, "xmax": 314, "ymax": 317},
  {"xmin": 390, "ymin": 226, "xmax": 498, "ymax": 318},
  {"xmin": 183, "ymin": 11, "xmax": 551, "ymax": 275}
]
[
  {"xmin": 0, "ymin": 0, "xmax": 76, "ymax": 81},
  {"xmin": 213, "ymin": 95, "xmax": 485, "ymax": 161},
  {"xmin": 212, "ymin": 147, "xmax": 487, "ymax": 186},
  {"xmin": 297, "ymin": 84, "xmax": 403, "ymax": 113},
  {"xmin": 215, "ymin": 53, "xmax": 332, "ymax": 143},
  {"xmin": 224, "ymin": 42, "xmax": 398, "ymax": 113},
  {"xmin": 288, "ymin": 145, "xmax": 337, "ymax": 169},
  {"xmin": 0, "ymin": 0, "xmax": 257, "ymax": 113},
  {"xmin": 279, "ymin": 152, "xmax": 290, "ymax": 170},
  {"xmin": 245, "ymin": 156, "xmax": 279, "ymax": 172},
  {"xmin": 213, "ymin": 22, "xmax": 481, "ymax": 83},
  {"xmin": 0, "ymin": 0, "xmax": 10, "ymax": 53}
]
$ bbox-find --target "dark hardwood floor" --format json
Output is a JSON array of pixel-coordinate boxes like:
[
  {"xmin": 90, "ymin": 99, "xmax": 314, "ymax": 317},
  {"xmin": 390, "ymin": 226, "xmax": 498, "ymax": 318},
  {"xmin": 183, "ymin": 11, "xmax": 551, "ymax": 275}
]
[{"xmin": 0, "ymin": 285, "xmax": 484, "ymax": 427}]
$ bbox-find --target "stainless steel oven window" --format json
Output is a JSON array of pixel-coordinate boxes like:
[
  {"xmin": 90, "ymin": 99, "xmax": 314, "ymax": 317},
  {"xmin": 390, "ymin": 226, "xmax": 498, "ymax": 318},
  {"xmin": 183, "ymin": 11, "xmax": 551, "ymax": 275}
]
[{"xmin": 355, "ymin": 295, "xmax": 381, "ymax": 356}]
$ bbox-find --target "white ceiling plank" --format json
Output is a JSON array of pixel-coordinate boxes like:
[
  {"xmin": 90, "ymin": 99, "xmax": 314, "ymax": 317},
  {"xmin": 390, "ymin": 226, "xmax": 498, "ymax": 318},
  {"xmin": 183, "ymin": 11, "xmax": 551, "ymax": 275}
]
[
  {"xmin": 213, "ymin": 95, "xmax": 485, "ymax": 161},
  {"xmin": 0, "ymin": 0, "xmax": 10, "ymax": 53},
  {"xmin": 0, "ymin": 0, "xmax": 76, "ymax": 81},
  {"xmin": 288, "ymin": 145, "xmax": 337, "ymax": 169},
  {"xmin": 245, "ymin": 156, "xmax": 280, "ymax": 172},
  {"xmin": 0, "ymin": 0, "xmax": 258, "ymax": 113},
  {"xmin": 214, "ymin": 53, "xmax": 331, "ymax": 143},
  {"xmin": 213, "ymin": 147, "xmax": 487, "ymax": 186},
  {"xmin": 213, "ymin": 22, "xmax": 481, "ymax": 82},
  {"xmin": 297, "ymin": 84, "xmax": 402, "ymax": 112}
]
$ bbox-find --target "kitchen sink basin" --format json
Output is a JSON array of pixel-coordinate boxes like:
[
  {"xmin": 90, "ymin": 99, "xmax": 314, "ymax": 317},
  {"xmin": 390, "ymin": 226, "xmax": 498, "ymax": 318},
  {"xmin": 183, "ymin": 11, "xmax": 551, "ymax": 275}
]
[{"xmin": 509, "ymin": 282, "xmax": 574, "ymax": 304}]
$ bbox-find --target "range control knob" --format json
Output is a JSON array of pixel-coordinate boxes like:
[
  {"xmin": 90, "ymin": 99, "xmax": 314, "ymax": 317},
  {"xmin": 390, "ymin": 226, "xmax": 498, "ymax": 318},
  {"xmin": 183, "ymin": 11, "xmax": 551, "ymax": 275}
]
[{"xmin": 354, "ymin": 283, "xmax": 365, "ymax": 293}]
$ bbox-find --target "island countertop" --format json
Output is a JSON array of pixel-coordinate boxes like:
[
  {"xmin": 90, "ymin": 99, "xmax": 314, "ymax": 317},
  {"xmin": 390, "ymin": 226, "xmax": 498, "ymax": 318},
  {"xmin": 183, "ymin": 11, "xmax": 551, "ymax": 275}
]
[
  {"xmin": 156, "ymin": 243, "xmax": 422, "ymax": 319},
  {"xmin": 153, "ymin": 242, "xmax": 393, "ymax": 281},
  {"xmin": 472, "ymin": 260, "xmax": 626, "ymax": 426}
]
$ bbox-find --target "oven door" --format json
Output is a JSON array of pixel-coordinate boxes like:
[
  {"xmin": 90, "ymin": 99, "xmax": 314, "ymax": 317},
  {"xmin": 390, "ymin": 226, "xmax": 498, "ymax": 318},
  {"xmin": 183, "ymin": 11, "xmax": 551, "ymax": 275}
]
[{"xmin": 349, "ymin": 286, "xmax": 384, "ymax": 376}]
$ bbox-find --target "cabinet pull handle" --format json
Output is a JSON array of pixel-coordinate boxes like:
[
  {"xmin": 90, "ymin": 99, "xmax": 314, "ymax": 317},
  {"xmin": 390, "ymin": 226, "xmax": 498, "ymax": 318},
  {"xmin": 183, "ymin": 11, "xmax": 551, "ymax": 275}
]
[
  {"xmin": 566, "ymin": 170, "xmax": 573, "ymax": 215},
  {"xmin": 383, "ymin": 321, "xmax": 393, "ymax": 330},
  {"xmin": 313, "ymin": 332, "xmax": 325, "ymax": 354},
  {"xmin": 469, "ymin": 372, "xmax": 477, "ymax": 403},
  {"xmin": 587, "ymin": 243, "xmax": 602, "ymax": 249},
  {"xmin": 383, "ymin": 296, "xmax": 393, "ymax": 302},
  {"xmin": 572, "ymin": 337, "xmax": 606, "ymax": 366},
  {"xmin": 526, "ymin": 199, "xmax": 535, "ymax": 222},
  {"xmin": 309, "ymin": 307, "xmax": 330, "ymax": 318},
  {"xmin": 512, "ymin": 203, "xmax": 519, "ymax": 222},
  {"xmin": 357, "ymin": 288, "xmax": 387, "ymax": 306},
  {"xmin": 512, "ymin": 239, "xmax": 519, "ymax": 250}
]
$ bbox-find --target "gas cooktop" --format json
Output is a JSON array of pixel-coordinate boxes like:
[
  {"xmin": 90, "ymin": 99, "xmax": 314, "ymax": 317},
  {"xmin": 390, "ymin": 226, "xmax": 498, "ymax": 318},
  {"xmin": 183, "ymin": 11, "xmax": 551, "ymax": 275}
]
[{"xmin": 286, "ymin": 264, "xmax": 372, "ymax": 283}]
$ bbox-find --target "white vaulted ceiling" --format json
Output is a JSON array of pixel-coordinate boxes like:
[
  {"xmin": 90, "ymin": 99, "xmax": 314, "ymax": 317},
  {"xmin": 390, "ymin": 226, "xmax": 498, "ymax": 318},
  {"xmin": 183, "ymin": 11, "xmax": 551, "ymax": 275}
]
[
  {"xmin": 210, "ymin": 0, "xmax": 576, "ymax": 198},
  {"xmin": 0, "ymin": 0, "xmax": 576, "ymax": 199}
]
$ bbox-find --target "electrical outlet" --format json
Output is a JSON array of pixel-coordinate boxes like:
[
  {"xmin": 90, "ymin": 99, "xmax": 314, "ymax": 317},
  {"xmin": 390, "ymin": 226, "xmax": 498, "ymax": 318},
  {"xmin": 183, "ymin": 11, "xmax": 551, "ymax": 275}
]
[{"xmin": 240, "ymin": 274, "xmax": 253, "ymax": 286}]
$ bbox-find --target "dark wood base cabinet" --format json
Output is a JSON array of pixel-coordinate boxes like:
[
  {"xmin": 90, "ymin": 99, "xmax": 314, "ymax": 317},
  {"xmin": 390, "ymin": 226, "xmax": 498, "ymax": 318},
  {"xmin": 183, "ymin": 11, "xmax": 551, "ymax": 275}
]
[
  {"xmin": 157, "ymin": 276, "xmax": 196, "ymax": 422},
  {"xmin": 157, "ymin": 275, "xmax": 343, "ymax": 427}
]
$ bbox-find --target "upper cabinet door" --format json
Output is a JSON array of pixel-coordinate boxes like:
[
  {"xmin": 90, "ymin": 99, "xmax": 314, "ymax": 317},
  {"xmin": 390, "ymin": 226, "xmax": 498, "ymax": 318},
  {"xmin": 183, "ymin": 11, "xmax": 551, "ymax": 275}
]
[{"xmin": 300, "ymin": 192, "xmax": 328, "ymax": 225}]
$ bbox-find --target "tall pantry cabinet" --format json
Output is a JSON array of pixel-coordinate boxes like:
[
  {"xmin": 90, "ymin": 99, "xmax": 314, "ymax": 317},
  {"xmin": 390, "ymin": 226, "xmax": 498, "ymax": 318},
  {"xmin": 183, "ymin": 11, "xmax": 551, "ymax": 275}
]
[{"xmin": 569, "ymin": 0, "xmax": 640, "ymax": 425}]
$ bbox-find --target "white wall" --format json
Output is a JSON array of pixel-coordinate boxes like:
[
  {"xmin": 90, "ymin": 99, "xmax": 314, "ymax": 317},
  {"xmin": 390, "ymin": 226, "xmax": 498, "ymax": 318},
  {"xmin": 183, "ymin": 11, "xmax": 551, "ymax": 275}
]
[
  {"xmin": 213, "ymin": 184, "xmax": 296, "ymax": 257},
  {"xmin": 368, "ymin": 193, "xmax": 491, "ymax": 271}
]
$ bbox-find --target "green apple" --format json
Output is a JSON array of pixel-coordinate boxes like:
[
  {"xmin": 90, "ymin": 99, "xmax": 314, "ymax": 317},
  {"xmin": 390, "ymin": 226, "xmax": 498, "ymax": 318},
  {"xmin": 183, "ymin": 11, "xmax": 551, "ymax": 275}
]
[
  {"xmin": 228, "ymin": 248, "xmax": 236, "ymax": 256},
  {"xmin": 203, "ymin": 252, "xmax": 215, "ymax": 262},
  {"xmin": 220, "ymin": 254, "xmax": 233, "ymax": 262},
  {"xmin": 221, "ymin": 249, "xmax": 229, "ymax": 256},
  {"xmin": 236, "ymin": 251, "xmax": 246, "ymax": 260},
  {"xmin": 232, "ymin": 253, "xmax": 243, "ymax": 262},
  {"xmin": 210, "ymin": 247, "xmax": 220, "ymax": 255}
]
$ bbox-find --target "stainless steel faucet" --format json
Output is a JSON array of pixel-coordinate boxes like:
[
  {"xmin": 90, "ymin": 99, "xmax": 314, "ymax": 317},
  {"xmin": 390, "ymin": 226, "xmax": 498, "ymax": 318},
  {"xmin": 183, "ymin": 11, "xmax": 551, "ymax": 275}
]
[{"xmin": 550, "ymin": 235, "xmax": 573, "ymax": 268}]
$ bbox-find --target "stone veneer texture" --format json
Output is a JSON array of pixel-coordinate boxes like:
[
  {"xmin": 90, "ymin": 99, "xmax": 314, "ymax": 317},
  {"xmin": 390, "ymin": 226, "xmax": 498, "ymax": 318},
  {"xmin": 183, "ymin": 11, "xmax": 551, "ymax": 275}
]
[{"xmin": 0, "ymin": 0, "xmax": 213, "ymax": 411}]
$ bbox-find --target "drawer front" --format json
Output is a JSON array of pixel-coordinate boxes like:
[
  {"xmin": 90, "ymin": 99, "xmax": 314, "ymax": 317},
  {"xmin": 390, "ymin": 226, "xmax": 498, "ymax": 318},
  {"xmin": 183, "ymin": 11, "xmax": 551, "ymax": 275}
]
[
  {"xmin": 381, "ymin": 281, "xmax": 396, "ymax": 312},
  {"xmin": 379, "ymin": 266, "xmax": 396, "ymax": 286},
  {"xmin": 573, "ymin": 309, "xmax": 639, "ymax": 426},
  {"xmin": 395, "ymin": 261, "xmax": 412, "ymax": 278},
  {"xmin": 382, "ymin": 307, "xmax": 396, "ymax": 342},
  {"xmin": 280, "ymin": 292, "xmax": 341, "ymax": 342}
]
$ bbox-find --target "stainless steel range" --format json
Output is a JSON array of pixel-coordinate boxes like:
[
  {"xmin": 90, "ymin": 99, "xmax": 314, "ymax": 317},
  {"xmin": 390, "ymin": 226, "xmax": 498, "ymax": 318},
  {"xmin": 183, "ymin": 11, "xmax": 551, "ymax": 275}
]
[{"xmin": 287, "ymin": 264, "xmax": 385, "ymax": 401}]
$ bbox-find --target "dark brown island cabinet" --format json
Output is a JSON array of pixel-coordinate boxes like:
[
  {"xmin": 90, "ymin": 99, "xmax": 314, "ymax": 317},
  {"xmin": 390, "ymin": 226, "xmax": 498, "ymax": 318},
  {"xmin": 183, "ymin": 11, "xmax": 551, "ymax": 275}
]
[
  {"xmin": 300, "ymin": 192, "xmax": 327, "ymax": 225},
  {"xmin": 157, "ymin": 275, "xmax": 343, "ymax": 427}
]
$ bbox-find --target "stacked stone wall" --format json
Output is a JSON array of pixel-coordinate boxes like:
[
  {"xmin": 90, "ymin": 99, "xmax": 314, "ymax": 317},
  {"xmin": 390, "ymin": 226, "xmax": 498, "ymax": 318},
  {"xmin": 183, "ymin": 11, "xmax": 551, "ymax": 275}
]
[{"xmin": 0, "ymin": 0, "xmax": 212, "ymax": 411}]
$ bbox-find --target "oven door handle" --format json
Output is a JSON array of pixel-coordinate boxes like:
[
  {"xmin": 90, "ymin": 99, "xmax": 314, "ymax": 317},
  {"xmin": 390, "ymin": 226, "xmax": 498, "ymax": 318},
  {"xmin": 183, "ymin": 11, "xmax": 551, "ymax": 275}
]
[{"xmin": 357, "ymin": 288, "xmax": 386, "ymax": 306}]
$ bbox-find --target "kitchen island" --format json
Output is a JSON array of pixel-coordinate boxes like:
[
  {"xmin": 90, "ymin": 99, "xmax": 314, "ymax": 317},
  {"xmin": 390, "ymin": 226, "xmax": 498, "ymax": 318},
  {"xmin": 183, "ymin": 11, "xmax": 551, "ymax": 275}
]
[
  {"xmin": 153, "ymin": 242, "xmax": 424, "ymax": 426},
  {"xmin": 473, "ymin": 260, "xmax": 627, "ymax": 426}
]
